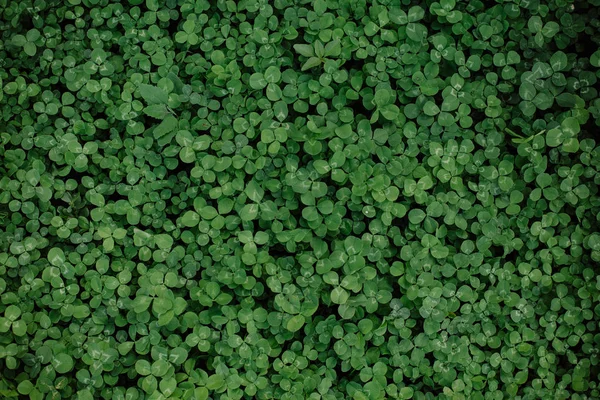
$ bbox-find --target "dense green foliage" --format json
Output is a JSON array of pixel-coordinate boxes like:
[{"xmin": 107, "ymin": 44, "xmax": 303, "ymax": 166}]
[{"xmin": 1, "ymin": 0, "xmax": 600, "ymax": 399}]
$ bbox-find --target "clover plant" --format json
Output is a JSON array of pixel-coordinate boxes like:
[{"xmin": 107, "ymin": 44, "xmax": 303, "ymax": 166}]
[{"xmin": 1, "ymin": 0, "xmax": 600, "ymax": 399}]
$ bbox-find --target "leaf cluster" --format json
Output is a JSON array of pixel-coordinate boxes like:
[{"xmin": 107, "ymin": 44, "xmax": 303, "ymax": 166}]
[{"xmin": 1, "ymin": 0, "xmax": 600, "ymax": 399}]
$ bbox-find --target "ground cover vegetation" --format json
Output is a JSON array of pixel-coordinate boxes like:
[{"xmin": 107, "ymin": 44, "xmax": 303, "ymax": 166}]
[{"xmin": 1, "ymin": 0, "xmax": 600, "ymax": 399}]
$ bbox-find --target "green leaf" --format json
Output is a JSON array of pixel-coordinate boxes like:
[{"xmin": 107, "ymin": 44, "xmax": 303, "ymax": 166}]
[
  {"xmin": 5, "ymin": 305, "xmax": 21, "ymax": 321},
  {"xmin": 555, "ymin": 93, "xmax": 577, "ymax": 107},
  {"xmin": 180, "ymin": 147, "xmax": 196, "ymax": 163},
  {"xmin": 314, "ymin": 40, "xmax": 325, "ymax": 58},
  {"xmin": 52, "ymin": 354, "xmax": 74, "ymax": 374},
  {"xmin": 239, "ymin": 204, "xmax": 259, "ymax": 221},
  {"xmin": 154, "ymin": 234, "xmax": 174, "ymax": 250},
  {"xmin": 249, "ymin": 73, "xmax": 267, "ymax": 90},
  {"xmin": 143, "ymin": 104, "xmax": 170, "ymax": 119},
  {"xmin": 533, "ymin": 91, "xmax": 554, "ymax": 110},
  {"xmin": 550, "ymin": 51, "xmax": 568, "ymax": 72},
  {"xmin": 562, "ymin": 138, "xmax": 579, "ymax": 153},
  {"xmin": 153, "ymin": 116, "xmax": 178, "ymax": 138},
  {"xmin": 399, "ymin": 386, "xmax": 414, "ymax": 399},
  {"xmin": 133, "ymin": 296, "xmax": 153, "ymax": 313},
  {"xmin": 380, "ymin": 104, "xmax": 400, "ymax": 120},
  {"xmin": 561, "ymin": 117, "xmax": 580, "ymax": 136},
  {"xmin": 591, "ymin": 50, "xmax": 600, "ymax": 67},
  {"xmin": 364, "ymin": 21, "xmax": 379, "ymax": 36},
  {"xmin": 135, "ymin": 360, "xmax": 152, "ymax": 376},
  {"xmin": 286, "ymin": 315, "xmax": 305, "ymax": 332},
  {"xmin": 374, "ymin": 89, "xmax": 391, "ymax": 107},
  {"xmin": 167, "ymin": 72, "xmax": 184, "ymax": 93},
  {"xmin": 302, "ymin": 57, "xmax": 322, "ymax": 71},
  {"xmin": 245, "ymin": 180, "xmax": 265, "ymax": 202},
  {"xmin": 17, "ymin": 381, "xmax": 34, "ymax": 395},
  {"xmin": 26, "ymin": 169, "xmax": 40, "ymax": 186},
  {"xmin": 406, "ymin": 23, "xmax": 427, "ymax": 42},
  {"xmin": 331, "ymin": 286, "xmax": 349, "ymax": 304},
  {"xmin": 206, "ymin": 375, "xmax": 225, "ymax": 390},
  {"xmin": 324, "ymin": 40, "xmax": 341, "ymax": 57},
  {"xmin": 519, "ymin": 83, "xmax": 536, "ymax": 101},
  {"xmin": 23, "ymin": 42, "xmax": 37, "ymax": 56},
  {"xmin": 528, "ymin": 16, "xmax": 543, "ymax": 33},
  {"xmin": 408, "ymin": 6, "xmax": 425, "ymax": 22},
  {"xmin": 48, "ymin": 248, "xmax": 65, "ymax": 266},
  {"xmin": 181, "ymin": 211, "xmax": 200, "ymax": 227},
  {"xmin": 314, "ymin": 0, "xmax": 327, "ymax": 13},
  {"xmin": 423, "ymin": 101, "xmax": 440, "ymax": 116},
  {"xmin": 138, "ymin": 83, "xmax": 169, "ymax": 104},
  {"xmin": 408, "ymin": 209, "xmax": 426, "ymax": 224},
  {"xmin": 12, "ymin": 34, "xmax": 27, "ymax": 46},
  {"xmin": 199, "ymin": 206, "xmax": 218, "ymax": 220},
  {"xmin": 546, "ymin": 128, "xmax": 563, "ymax": 147},
  {"xmin": 294, "ymin": 44, "xmax": 314, "ymax": 57},
  {"xmin": 264, "ymin": 66, "xmax": 281, "ymax": 83},
  {"xmin": 541, "ymin": 21, "xmax": 559, "ymax": 37},
  {"xmin": 456, "ymin": 285, "xmax": 474, "ymax": 302}
]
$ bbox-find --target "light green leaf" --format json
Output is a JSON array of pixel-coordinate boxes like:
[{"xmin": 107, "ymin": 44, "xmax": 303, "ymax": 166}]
[
  {"xmin": 399, "ymin": 386, "xmax": 414, "ymax": 399},
  {"xmin": 324, "ymin": 40, "xmax": 341, "ymax": 57},
  {"xmin": 154, "ymin": 234, "xmax": 174, "ymax": 250},
  {"xmin": 23, "ymin": 42, "xmax": 37, "ymax": 56},
  {"xmin": 408, "ymin": 6, "xmax": 425, "ymax": 22},
  {"xmin": 153, "ymin": 116, "xmax": 178, "ymax": 138},
  {"xmin": 286, "ymin": 315, "xmax": 305, "ymax": 332},
  {"xmin": 249, "ymin": 73, "xmax": 267, "ymax": 90},
  {"xmin": 408, "ymin": 209, "xmax": 426, "ymax": 224},
  {"xmin": 264, "ymin": 66, "xmax": 281, "ymax": 83},
  {"xmin": 17, "ymin": 380, "xmax": 34, "ymax": 395},
  {"xmin": 245, "ymin": 180, "xmax": 265, "ymax": 203},
  {"xmin": 293, "ymin": 44, "xmax": 314, "ymax": 57},
  {"xmin": 302, "ymin": 57, "xmax": 322, "ymax": 71},
  {"xmin": 12, "ymin": 34, "xmax": 27, "ymax": 46},
  {"xmin": 138, "ymin": 83, "xmax": 169, "ymax": 104},
  {"xmin": 331, "ymin": 286, "xmax": 349, "ymax": 304},
  {"xmin": 541, "ymin": 21, "xmax": 559, "ymax": 38},
  {"xmin": 143, "ymin": 104, "xmax": 170, "ymax": 119},
  {"xmin": 591, "ymin": 50, "xmax": 600, "ymax": 67},
  {"xmin": 181, "ymin": 211, "xmax": 200, "ymax": 227},
  {"xmin": 423, "ymin": 101, "xmax": 440, "ymax": 116},
  {"xmin": 550, "ymin": 51, "xmax": 568, "ymax": 72},
  {"xmin": 135, "ymin": 360, "xmax": 152, "ymax": 376},
  {"xmin": 206, "ymin": 375, "xmax": 225, "ymax": 390},
  {"xmin": 48, "ymin": 248, "xmax": 65, "ymax": 266},
  {"xmin": 5, "ymin": 305, "xmax": 21, "ymax": 321},
  {"xmin": 380, "ymin": 104, "xmax": 400, "ymax": 120},
  {"xmin": 200, "ymin": 206, "xmax": 218, "ymax": 220},
  {"xmin": 26, "ymin": 169, "xmax": 40, "ymax": 186},
  {"xmin": 561, "ymin": 117, "xmax": 580, "ymax": 136},
  {"xmin": 406, "ymin": 23, "xmax": 427, "ymax": 42},
  {"xmin": 240, "ymin": 204, "xmax": 259, "ymax": 221},
  {"xmin": 52, "ymin": 353, "xmax": 74, "ymax": 374}
]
